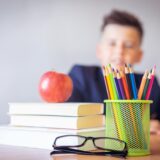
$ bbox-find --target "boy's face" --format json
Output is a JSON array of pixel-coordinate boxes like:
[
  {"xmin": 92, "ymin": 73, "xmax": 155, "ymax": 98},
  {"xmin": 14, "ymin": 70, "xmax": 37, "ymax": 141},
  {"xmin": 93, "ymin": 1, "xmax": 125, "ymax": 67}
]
[{"xmin": 97, "ymin": 24, "xmax": 143, "ymax": 69}]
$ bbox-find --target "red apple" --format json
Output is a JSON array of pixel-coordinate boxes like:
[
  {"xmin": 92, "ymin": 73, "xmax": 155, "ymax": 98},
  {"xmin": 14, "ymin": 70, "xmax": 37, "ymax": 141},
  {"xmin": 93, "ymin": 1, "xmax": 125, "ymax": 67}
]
[{"xmin": 39, "ymin": 71, "xmax": 73, "ymax": 102}]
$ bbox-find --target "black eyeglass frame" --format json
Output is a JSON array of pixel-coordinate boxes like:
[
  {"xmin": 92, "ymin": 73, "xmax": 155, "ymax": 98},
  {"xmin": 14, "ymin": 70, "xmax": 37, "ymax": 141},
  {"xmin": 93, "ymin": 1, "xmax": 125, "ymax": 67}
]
[{"xmin": 50, "ymin": 135, "xmax": 128, "ymax": 158}]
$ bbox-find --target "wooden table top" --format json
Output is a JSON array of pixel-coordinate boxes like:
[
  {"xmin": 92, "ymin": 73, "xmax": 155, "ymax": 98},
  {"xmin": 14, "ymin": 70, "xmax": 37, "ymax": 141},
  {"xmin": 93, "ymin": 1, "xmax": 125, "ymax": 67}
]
[{"xmin": 0, "ymin": 134, "xmax": 159, "ymax": 160}]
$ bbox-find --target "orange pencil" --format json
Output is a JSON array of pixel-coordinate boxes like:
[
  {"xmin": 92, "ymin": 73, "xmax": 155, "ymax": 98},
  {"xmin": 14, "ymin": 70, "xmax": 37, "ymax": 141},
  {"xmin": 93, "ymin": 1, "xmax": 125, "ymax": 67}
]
[
  {"xmin": 119, "ymin": 70, "xmax": 130, "ymax": 99},
  {"xmin": 138, "ymin": 70, "xmax": 148, "ymax": 100}
]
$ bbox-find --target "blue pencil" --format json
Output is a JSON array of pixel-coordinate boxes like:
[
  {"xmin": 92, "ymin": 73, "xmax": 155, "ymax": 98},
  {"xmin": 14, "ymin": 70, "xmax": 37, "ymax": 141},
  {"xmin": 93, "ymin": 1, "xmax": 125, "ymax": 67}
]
[{"xmin": 128, "ymin": 64, "xmax": 138, "ymax": 99}]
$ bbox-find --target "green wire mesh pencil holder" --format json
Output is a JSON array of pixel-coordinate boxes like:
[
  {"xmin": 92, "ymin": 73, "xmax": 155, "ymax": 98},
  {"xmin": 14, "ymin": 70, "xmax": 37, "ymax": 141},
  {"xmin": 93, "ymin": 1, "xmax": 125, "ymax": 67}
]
[{"xmin": 104, "ymin": 100, "xmax": 152, "ymax": 156}]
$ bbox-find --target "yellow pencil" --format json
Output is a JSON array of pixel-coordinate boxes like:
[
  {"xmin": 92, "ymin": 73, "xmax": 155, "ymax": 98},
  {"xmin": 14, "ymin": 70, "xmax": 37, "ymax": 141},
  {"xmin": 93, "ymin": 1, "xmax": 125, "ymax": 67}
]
[
  {"xmin": 104, "ymin": 67, "xmax": 114, "ymax": 99},
  {"xmin": 107, "ymin": 64, "xmax": 118, "ymax": 99},
  {"xmin": 102, "ymin": 66, "xmax": 111, "ymax": 99},
  {"xmin": 106, "ymin": 65, "xmax": 125, "ymax": 140}
]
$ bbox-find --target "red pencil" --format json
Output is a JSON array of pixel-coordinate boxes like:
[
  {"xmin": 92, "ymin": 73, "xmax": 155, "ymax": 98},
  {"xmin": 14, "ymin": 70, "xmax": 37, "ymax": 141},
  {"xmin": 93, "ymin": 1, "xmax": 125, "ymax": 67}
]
[
  {"xmin": 120, "ymin": 70, "xmax": 130, "ymax": 99},
  {"xmin": 146, "ymin": 65, "xmax": 156, "ymax": 100}
]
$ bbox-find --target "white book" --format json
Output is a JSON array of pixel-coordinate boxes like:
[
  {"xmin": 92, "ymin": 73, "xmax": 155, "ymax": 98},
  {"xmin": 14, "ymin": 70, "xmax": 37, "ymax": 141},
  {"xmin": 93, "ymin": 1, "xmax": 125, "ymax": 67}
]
[
  {"xmin": 10, "ymin": 114, "xmax": 105, "ymax": 129},
  {"xmin": 0, "ymin": 126, "xmax": 105, "ymax": 150},
  {"xmin": 8, "ymin": 103, "xmax": 104, "ymax": 116}
]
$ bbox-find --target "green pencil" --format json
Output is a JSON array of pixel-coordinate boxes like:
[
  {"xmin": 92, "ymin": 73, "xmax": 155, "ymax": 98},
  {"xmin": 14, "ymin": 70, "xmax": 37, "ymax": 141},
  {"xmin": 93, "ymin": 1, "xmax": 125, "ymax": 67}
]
[
  {"xmin": 107, "ymin": 64, "xmax": 128, "ymax": 142},
  {"xmin": 107, "ymin": 64, "xmax": 118, "ymax": 100},
  {"xmin": 142, "ymin": 72, "xmax": 151, "ymax": 99}
]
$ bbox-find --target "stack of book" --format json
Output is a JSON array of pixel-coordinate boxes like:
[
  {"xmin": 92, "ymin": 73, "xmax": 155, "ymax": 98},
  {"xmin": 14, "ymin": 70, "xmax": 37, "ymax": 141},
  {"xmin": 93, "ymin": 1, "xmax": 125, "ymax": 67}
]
[{"xmin": 0, "ymin": 103, "xmax": 105, "ymax": 150}]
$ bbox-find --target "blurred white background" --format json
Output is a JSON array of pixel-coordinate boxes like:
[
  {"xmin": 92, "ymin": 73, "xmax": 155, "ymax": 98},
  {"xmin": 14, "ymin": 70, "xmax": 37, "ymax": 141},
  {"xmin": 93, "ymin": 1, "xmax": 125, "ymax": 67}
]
[{"xmin": 0, "ymin": 0, "xmax": 160, "ymax": 124}]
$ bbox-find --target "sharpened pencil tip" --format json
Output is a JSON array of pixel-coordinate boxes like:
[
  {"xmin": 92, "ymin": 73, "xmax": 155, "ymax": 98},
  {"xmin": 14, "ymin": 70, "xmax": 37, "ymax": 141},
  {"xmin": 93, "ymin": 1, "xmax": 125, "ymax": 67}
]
[
  {"xmin": 108, "ymin": 64, "xmax": 111, "ymax": 67},
  {"xmin": 128, "ymin": 64, "xmax": 131, "ymax": 67}
]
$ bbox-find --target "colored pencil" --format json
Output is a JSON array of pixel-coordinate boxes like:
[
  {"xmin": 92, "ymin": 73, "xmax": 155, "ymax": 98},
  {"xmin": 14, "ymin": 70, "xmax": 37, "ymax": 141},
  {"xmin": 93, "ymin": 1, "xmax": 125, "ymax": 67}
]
[
  {"xmin": 138, "ymin": 70, "xmax": 148, "ymax": 100},
  {"xmin": 116, "ymin": 69, "xmax": 132, "ymax": 146},
  {"xmin": 127, "ymin": 65, "xmax": 143, "ymax": 146},
  {"xmin": 120, "ymin": 70, "xmax": 130, "ymax": 99},
  {"xmin": 104, "ymin": 66, "xmax": 114, "ymax": 99},
  {"xmin": 128, "ymin": 65, "xmax": 138, "ymax": 99},
  {"xmin": 113, "ymin": 69, "xmax": 122, "ymax": 99},
  {"xmin": 142, "ymin": 72, "xmax": 151, "ymax": 100},
  {"xmin": 125, "ymin": 64, "xmax": 133, "ymax": 99},
  {"xmin": 117, "ymin": 70, "xmax": 126, "ymax": 99},
  {"xmin": 102, "ymin": 66, "xmax": 111, "ymax": 99},
  {"xmin": 145, "ymin": 65, "xmax": 156, "ymax": 100},
  {"xmin": 109, "ymin": 65, "xmax": 128, "ymax": 139},
  {"xmin": 107, "ymin": 64, "xmax": 118, "ymax": 99},
  {"xmin": 121, "ymin": 70, "xmax": 139, "ymax": 145}
]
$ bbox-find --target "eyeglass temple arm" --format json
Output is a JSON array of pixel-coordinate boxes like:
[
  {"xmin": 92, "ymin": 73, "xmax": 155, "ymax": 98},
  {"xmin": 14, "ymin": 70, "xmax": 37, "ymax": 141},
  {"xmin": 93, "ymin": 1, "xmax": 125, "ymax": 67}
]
[
  {"xmin": 50, "ymin": 150, "xmax": 73, "ymax": 155},
  {"xmin": 54, "ymin": 146, "xmax": 91, "ymax": 154},
  {"xmin": 50, "ymin": 148, "xmax": 93, "ymax": 156},
  {"xmin": 52, "ymin": 147, "xmax": 127, "ymax": 157}
]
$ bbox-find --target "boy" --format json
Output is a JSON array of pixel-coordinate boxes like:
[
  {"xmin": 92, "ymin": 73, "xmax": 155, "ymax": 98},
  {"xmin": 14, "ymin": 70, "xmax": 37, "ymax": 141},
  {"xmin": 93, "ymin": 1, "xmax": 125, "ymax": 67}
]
[{"xmin": 68, "ymin": 10, "xmax": 160, "ymax": 133}]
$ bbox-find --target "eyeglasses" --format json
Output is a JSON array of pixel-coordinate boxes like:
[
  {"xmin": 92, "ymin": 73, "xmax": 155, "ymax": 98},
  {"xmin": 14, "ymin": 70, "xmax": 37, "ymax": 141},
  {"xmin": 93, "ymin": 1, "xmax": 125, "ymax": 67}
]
[{"xmin": 50, "ymin": 135, "xmax": 128, "ymax": 158}]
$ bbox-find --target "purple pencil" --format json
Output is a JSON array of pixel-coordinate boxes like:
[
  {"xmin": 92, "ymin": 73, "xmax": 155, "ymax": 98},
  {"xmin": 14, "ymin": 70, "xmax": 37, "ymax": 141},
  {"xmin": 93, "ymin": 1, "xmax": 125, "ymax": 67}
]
[{"xmin": 117, "ymin": 70, "xmax": 126, "ymax": 99}]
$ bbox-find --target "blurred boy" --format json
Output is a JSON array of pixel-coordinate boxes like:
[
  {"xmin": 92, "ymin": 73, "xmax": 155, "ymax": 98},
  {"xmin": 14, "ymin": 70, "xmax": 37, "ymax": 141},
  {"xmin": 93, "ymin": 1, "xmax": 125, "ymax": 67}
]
[{"xmin": 68, "ymin": 10, "xmax": 160, "ymax": 133}]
